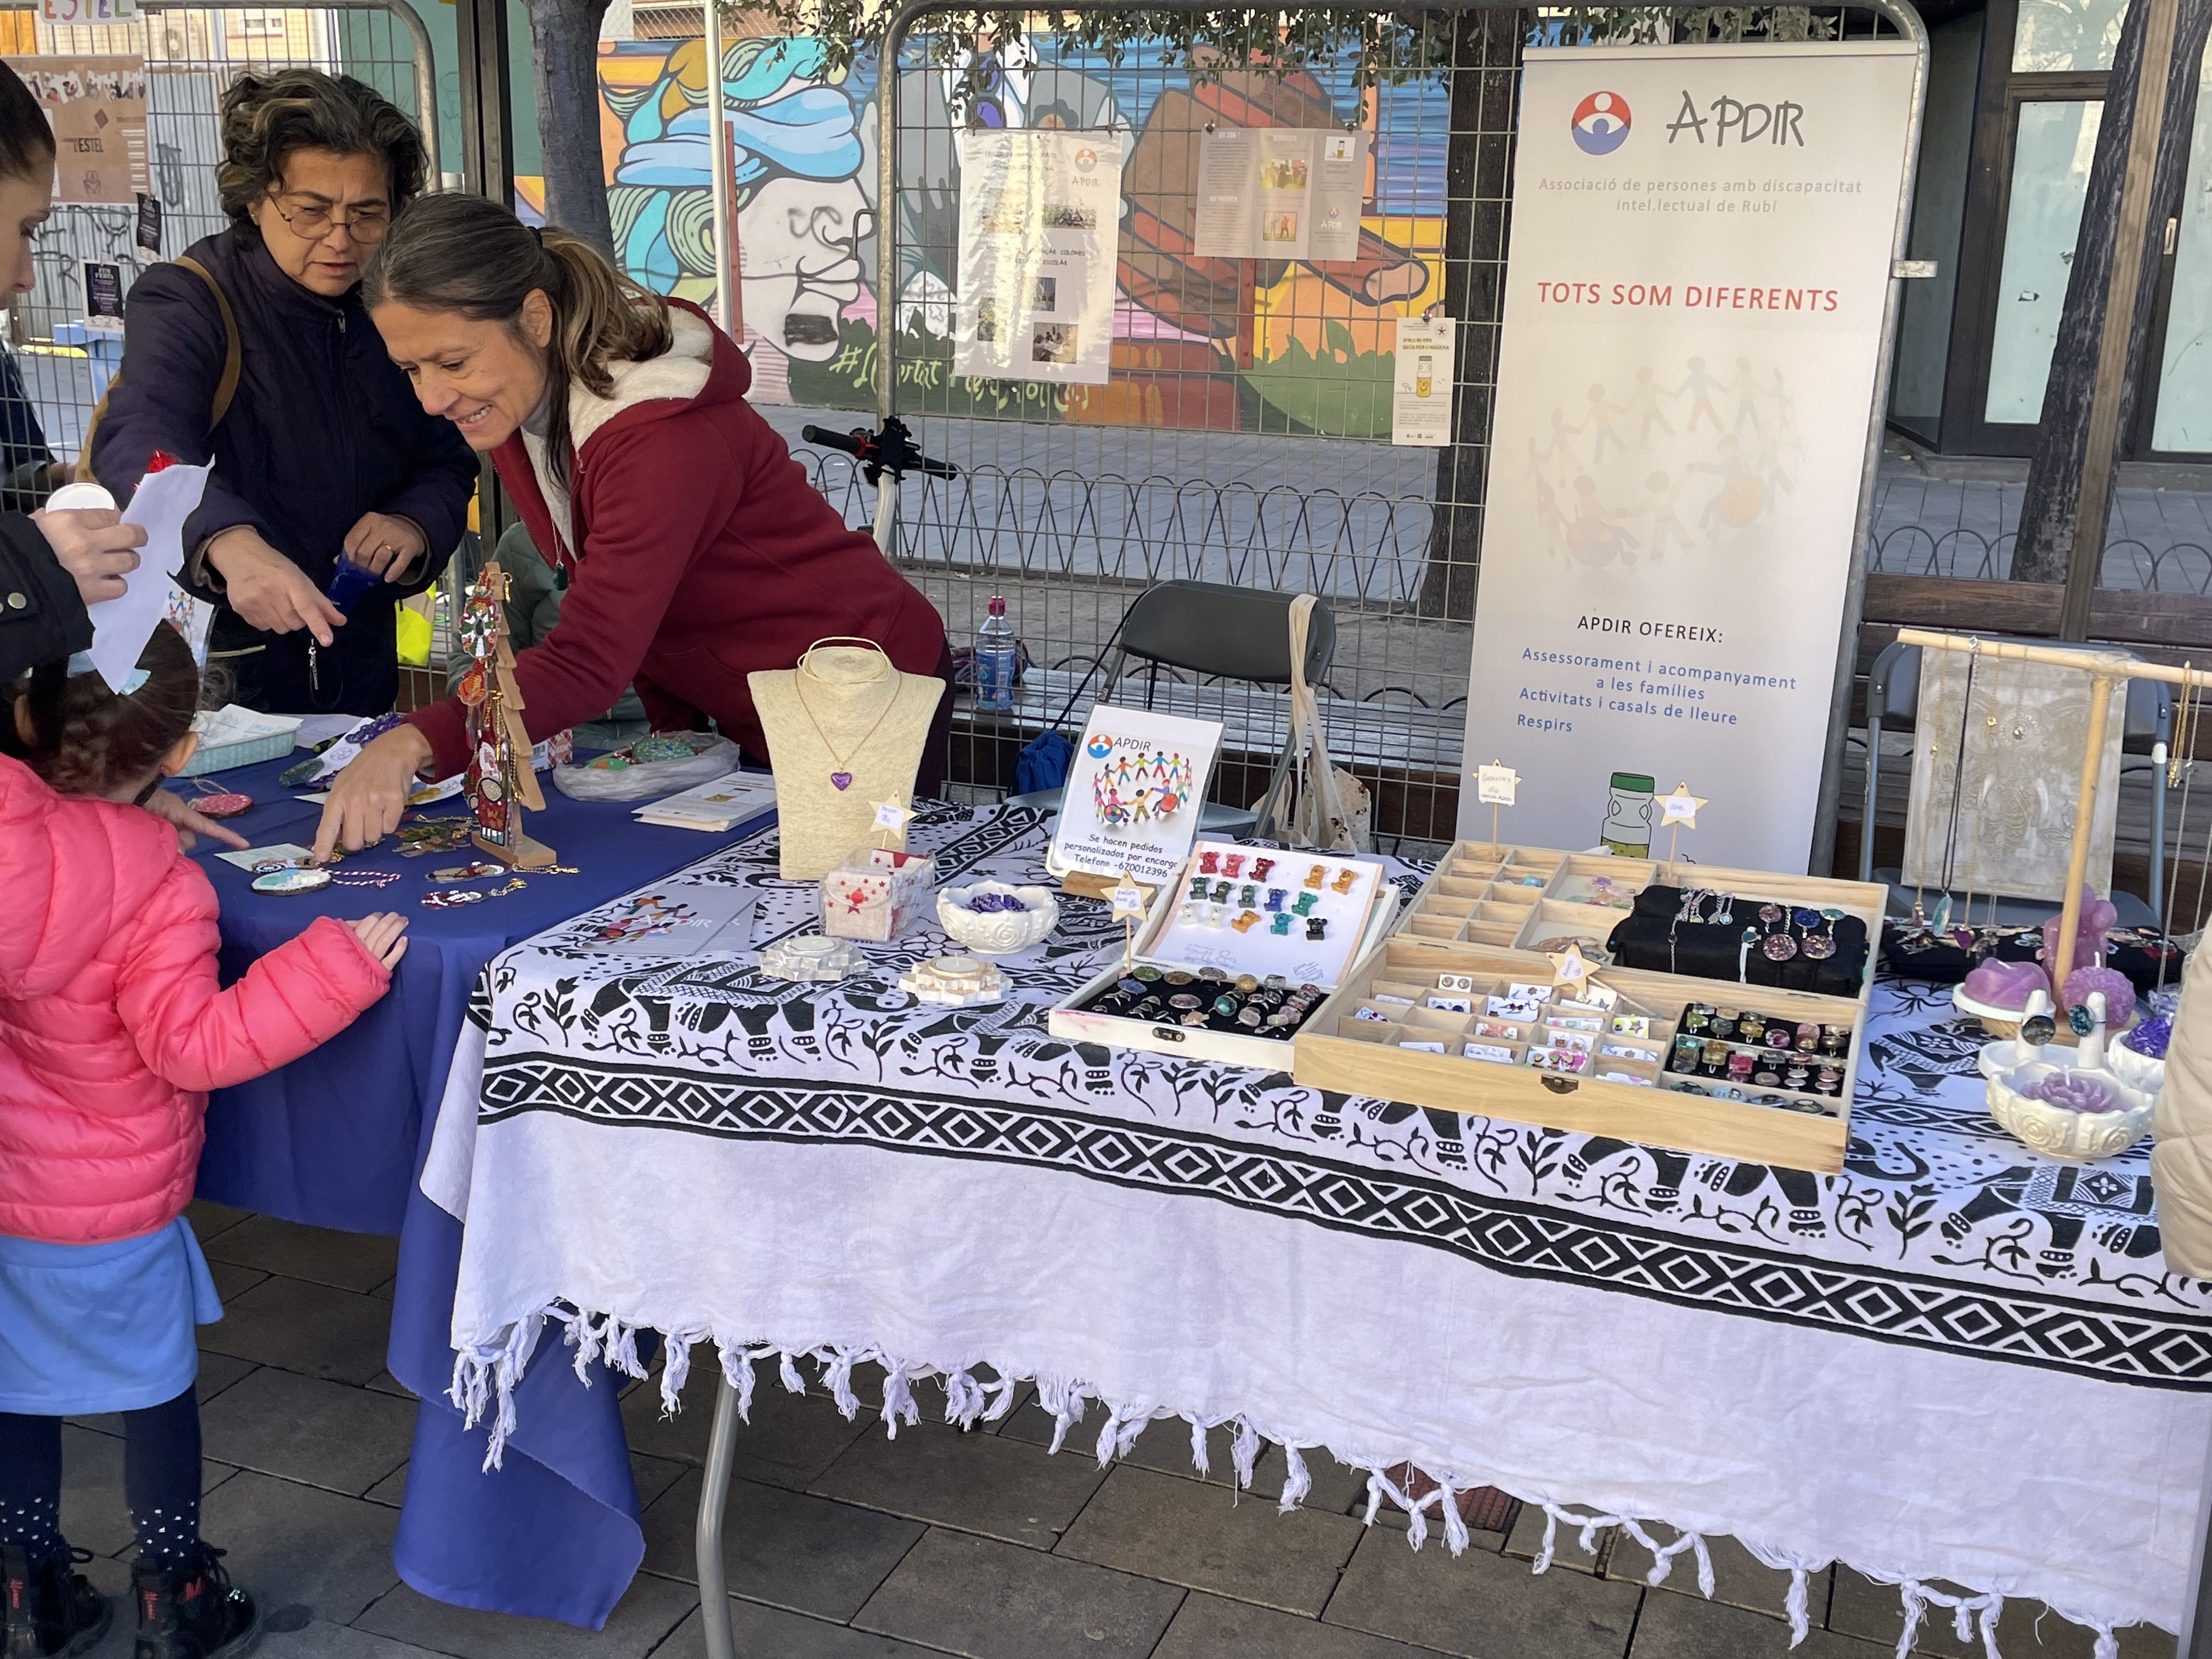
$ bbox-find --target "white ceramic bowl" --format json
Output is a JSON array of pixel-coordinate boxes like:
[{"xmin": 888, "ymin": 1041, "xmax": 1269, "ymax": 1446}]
[
  {"xmin": 2106, "ymin": 1031, "xmax": 2168, "ymax": 1096},
  {"xmin": 1987, "ymin": 1062, "xmax": 2154, "ymax": 1162},
  {"xmin": 1978, "ymin": 1034, "xmax": 2049, "ymax": 1082},
  {"xmin": 936, "ymin": 883, "xmax": 1059, "ymax": 956}
]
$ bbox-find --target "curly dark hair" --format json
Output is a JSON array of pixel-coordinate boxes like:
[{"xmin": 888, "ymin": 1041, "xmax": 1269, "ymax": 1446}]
[
  {"xmin": 217, "ymin": 68, "xmax": 427, "ymax": 236},
  {"xmin": 7, "ymin": 623, "xmax": 204, "ymax": 800}
]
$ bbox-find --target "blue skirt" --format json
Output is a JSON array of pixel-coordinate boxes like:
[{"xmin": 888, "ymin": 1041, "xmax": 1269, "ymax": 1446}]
[{"xmin": 0, "ymin": 1218, "xmax": 223, "ymax": 1416}]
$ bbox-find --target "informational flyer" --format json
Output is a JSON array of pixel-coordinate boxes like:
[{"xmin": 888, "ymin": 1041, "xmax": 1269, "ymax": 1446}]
[
  {"xmin": 955, "ymin": 130, "xmax": 1124, "ymax": 387},
  {"xmin": 82, "ymin": 260, "xmax": 122, "ymax": 330},
  {"xmin": 1455, "ymin": 43, "xmax": 1917, "ymax": 869},
  {"xmin": 1046, "ymin": 704, "xmax": 1224, "ymax": 887},
  {"xmin": 5, "ymin": 57, "xmax": 149, "ymax": 204},
  {"xmin": 1194, "ymin": 128, "xmax": 1368, "ymax": 263},
  {"xmin": 1392, "ymin": 315, "xmax": 1455, "ymax": 445}
]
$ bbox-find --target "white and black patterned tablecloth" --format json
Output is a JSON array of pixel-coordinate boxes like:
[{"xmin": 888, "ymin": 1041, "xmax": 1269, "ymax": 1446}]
[{"xmin": 464, "ymin": 802, "xmax": 2210, "ymax": 1396}]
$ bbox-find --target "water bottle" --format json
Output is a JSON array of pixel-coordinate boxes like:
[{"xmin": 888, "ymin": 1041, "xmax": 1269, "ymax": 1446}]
[{"xmin": 974, "ymin": 595, "xmax": 1018, "ymax": 713}]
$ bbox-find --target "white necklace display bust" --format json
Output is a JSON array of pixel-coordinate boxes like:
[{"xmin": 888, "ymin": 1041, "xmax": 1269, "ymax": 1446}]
[{"xmin": 750, "ymin": 640, "xmax": 940, "ymax": 879}]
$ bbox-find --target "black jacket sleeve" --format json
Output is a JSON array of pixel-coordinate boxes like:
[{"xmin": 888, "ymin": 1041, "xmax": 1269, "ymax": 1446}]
[{"xmin": 0, "ymin": 511, "xmax": 88, "ymax": 683}]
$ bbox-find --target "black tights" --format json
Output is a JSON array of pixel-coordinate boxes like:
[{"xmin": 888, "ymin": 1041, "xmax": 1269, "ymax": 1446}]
[{"xmin": 0, "ymin": 1388, "xmax": 202, "ymax": 1568}]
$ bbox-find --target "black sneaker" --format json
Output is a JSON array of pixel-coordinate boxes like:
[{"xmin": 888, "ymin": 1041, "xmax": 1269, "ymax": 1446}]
[
  {"xmin": 131, "ymin": 1546, "xmax": 257, "ymax": 1659},
  {"xmin": 2, "ymin": 1541, "xmax": 111, "ymax": 1658}
]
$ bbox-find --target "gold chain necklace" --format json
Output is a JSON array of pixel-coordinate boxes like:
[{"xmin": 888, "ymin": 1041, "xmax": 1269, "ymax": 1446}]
[{"xmin": 794, "ymin": 642, "xmax": 896, "ymax": 792}]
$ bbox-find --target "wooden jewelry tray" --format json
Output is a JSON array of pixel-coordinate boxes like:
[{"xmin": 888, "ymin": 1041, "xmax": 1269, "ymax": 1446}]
[{"xmin": 1292, "ymin": 936, "xmax": 1869, "ymax": 1173}]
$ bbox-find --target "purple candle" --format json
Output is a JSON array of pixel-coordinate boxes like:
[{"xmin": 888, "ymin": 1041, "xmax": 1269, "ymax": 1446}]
[
  {"xmin": 2024, "ymin": 1070, "xmax": 2124, "ymax": 1113},
  {"xmin": 1962, "ymin": 958, "xmax": 2049, "ymax": 1012}
]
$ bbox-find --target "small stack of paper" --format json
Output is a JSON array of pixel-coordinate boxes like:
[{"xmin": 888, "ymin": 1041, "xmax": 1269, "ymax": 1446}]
[{"xmin": 635, "ymin": 771, "xmax": 778, "ymax": 832}]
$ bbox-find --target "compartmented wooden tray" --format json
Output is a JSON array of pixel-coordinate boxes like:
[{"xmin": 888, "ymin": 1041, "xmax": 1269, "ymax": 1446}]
[
  {"xmin": 1292, "ymin": 935, "xmax": 1870, "ymax": 1172},
  {"xmin": 1398, "ymin": 843, "xmax": 1886, "ymax": 997}
]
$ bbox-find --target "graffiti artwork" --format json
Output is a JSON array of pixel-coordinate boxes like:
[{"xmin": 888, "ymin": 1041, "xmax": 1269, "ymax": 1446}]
[{"xmin": 580, "ymin": 37, "xmax": 1449, "ymax": 432}]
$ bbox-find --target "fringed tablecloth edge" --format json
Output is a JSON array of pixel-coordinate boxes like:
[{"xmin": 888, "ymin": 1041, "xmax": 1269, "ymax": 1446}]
[{"xmin": 446, "ymin": 1301, "xmax": 2138, "ymax": 1659}]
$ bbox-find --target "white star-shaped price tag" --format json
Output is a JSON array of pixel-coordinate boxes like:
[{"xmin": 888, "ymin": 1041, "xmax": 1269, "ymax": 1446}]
[
  {"xmin": 873, "ymin": 800, "xmax": 914, "ymax": 833},
  {"xmin": 1109, "ymin": 876, "xmax": 1148, "ymax": 920},
  {"xmin": 1549, "ymin": 941, "xmax": 1596, "ymax": 989},
  {"xmin": 1475, "ymin": 763, "xmax": 1520, "ymax": 807},
  {"xmin": 1658, "ymin": 783, "xmax": 1706, "ymax": 827}
]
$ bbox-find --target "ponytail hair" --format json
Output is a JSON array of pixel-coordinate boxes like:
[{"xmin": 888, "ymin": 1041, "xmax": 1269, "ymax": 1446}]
[
  {"xmin": 363, "ymin": 194, "xmax": 671, "ymax": 490},
  {"xmin": 6, "ymin": 623, "xmax": 204, "ymax": 799}
]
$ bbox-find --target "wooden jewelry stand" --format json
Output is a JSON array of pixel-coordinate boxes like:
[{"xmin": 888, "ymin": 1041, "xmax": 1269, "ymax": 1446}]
[
  {"xmin": 460, "ymin": 567, "xmax": 556, "ymax": 870},
  {"xmin": 1897, "ymin": 628, "xmax": 2212, "ymax": 997}
]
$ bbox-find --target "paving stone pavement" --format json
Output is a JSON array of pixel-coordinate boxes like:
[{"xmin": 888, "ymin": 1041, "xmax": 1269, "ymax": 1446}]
[{"xmin": 32, "ymin": 1199, "xmax": 2176, "ymax": 1659}]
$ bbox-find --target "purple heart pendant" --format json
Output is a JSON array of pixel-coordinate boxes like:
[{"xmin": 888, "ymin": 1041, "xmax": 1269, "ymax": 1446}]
[{"xmin": 831, "ymin": 771, "xmax": 853, "ymax": 791}]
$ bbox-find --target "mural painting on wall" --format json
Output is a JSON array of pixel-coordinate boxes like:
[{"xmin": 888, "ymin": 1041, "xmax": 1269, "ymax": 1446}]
[{"xmin": 584, "ymin": 38, "xmax": 1444, "ymax": 433}]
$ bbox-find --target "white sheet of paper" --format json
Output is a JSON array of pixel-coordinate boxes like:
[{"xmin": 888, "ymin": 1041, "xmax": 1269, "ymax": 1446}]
[
  {"xmin": 82, "ymin": 460, "xmax": 210, "ymax": 693},
  {"xmin": 215, "ymin": 841, "xmax": 312, "ymax": 870},
  {"xmin": 294, "ymin": 714, "xmax": 361, "ymax": 748}
]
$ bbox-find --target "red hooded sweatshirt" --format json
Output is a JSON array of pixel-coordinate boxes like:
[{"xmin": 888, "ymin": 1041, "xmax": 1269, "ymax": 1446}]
[
  {"xmin": 407, "ymin": 302, "xmax": 948, "ymax": 777},
  {"xmin": 0, "ymin": 755, "xmax": 390, "ymax": 1243}
]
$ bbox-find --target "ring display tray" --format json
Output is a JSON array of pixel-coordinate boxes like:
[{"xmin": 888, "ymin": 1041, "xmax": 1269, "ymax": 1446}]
[
  {"xmin": 1049, "ymin": 844, "xmax": 1402, "ymax": 1069},
  {"xmin": 1294, "ymin": 930, "xmax": 1874, "ymax": 1174}
]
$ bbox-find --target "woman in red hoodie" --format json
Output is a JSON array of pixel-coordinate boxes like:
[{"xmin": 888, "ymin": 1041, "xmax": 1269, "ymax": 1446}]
[
  {"xmin": 0, "ymin": 624, "xmax": 404, "ymax": 1659},
  {"xmin": 311, "ymin": 193, "xmax": 950, "ymax": 860}
]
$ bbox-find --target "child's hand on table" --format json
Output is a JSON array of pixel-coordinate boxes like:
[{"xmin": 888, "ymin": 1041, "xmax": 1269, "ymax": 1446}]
[{"xmin": 348, "ymin": 912, "xmax": 410, "ymax": 972}]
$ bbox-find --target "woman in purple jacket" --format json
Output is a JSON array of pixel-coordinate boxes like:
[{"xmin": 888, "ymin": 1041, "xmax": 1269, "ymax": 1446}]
[{"xmin": 89, "ymin": 69, "xmax": 477, "ymax": 715}]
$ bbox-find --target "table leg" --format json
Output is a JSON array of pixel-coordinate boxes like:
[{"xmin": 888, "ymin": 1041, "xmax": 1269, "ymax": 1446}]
[{"xmin": 696, "ymin": 1374, "xmax": 743, "ymax": 1659}]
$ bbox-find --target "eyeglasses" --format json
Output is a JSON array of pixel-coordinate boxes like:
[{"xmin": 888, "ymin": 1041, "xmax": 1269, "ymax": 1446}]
[{"xmin": 265, "ymin": 194, "xmax": 391, "ymax": 243}]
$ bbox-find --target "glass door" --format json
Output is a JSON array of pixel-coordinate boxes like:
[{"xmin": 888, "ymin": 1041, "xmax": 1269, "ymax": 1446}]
[{"xmin": 1983, "ymin": 97, "xmax": 2102, "ymax": 425}]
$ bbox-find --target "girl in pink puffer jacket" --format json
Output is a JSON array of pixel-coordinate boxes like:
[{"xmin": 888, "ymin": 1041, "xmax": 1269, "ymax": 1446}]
[{"xmin": 0, "ymin": 623, "xmax": 405, "ymax": 1659}]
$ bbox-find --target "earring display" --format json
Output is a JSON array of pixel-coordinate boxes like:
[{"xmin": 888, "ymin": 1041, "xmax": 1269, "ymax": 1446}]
[{"xmin": 1295, "ymin": 927, "xmax": 1871, "ymax": 1174}]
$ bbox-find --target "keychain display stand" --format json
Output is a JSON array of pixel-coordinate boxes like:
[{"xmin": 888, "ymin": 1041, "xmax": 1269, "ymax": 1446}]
[{"xmin": 459, "ymin": 567, "xmax": 556, "ymax": 870}]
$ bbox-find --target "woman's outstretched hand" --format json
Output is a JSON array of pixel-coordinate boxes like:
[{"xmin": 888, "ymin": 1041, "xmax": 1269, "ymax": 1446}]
[{"xmin": 314, "ymin": 724, "xmax": 437, "ymax": 862}]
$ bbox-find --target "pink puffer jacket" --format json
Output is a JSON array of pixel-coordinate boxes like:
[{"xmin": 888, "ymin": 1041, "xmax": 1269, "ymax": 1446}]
[{"xmin": 0, "ymin": 753, "xmax": 390, "ymax": 1244}]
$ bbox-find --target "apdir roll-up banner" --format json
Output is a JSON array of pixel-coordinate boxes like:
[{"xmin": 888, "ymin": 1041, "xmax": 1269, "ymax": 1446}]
[{"xmin": 1457, "ymin": 42, "xmax": 1916, "ymax": 868}]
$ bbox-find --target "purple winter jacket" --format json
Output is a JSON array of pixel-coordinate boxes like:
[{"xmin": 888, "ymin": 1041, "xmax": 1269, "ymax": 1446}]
[{"xmin": 89, "ymin": 228, "xmax": 478, "ymax": 715}]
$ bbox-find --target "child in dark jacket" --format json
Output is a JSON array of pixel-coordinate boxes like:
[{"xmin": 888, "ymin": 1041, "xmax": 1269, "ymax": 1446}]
[{"xmin": 0, "ymin": 624, "xmax": 406, "ymax": 1658}]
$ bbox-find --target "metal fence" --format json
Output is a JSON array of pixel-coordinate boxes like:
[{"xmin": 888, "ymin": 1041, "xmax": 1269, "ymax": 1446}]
[
  {"xmin": 859, "ymin": 5, "xmax": 1917, "ymax": 848},
  {"xmin": 1866, "ymin": 465, "xmax": 2212, "ymax": 592},
  {"xmin": 9, "ymin": 1, "xmax": 433, "ymax": 456}
]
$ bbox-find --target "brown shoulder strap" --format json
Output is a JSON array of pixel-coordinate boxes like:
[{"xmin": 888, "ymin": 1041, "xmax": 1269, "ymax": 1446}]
[
  {"xmin": 72, "ymin": 254, "xmax": 242, "ymax": 484},
  {"xmin": 173, "ymin": 254, "xmax": 242, "ymax": 428}
]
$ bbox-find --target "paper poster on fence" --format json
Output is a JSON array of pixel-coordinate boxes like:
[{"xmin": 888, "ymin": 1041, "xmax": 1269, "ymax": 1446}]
[
  {"xmin": 1454, "ymin": 43, "xmax": 1917, "ymax": 869},
  {"xmin": 955, "ymin": 131, "xmax": 1123, "ymax": 387},
  {"xmin": 5, "ymin": 57, "xmax": 148, "ymax": 204},
  {"xmin": 1194, "ymin": 128, "xmax": 1368, "ymax": 263},
  {"xmin": 1392, "ymin": 316, "xmax": 1455, "ymax": 446}
]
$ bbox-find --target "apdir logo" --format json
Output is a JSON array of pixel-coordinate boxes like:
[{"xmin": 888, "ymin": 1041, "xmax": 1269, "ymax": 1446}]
[{"xmin": 1570, "ymin": 91, "xmax": 1631, "ymax": 155}]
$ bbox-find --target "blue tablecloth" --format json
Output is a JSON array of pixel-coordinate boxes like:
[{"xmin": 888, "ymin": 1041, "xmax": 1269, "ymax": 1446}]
[{"xmin": 185, "ymin": 749, "xmax": 768, "ymax": 1627}]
